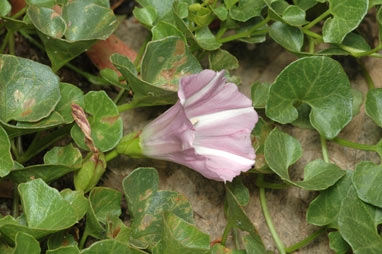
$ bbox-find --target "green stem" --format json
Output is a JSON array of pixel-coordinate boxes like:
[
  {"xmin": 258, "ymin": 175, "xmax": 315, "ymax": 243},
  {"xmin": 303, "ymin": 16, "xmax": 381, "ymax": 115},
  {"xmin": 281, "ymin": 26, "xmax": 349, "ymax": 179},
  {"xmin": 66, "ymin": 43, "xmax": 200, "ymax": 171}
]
[
  {"xmin": 118, "ymin": 102, "xmax": 138, "ymax": 113},
  {"xmin": 303, "ymin": 29, "xmax": 323, "ymax": 40},
  {"xmin": 12, "ymin": 7, "xmax": 26, "ymax": 19},
  {"xmin": 8, "ymin": 32, "xmax": 15, "ymax": 55},
  {"xmin": 65, "ymin": 63, "xmax": 107, "ymax": 85},
  {"xmin": 332, "ymin": 137, "xmax": 378, "ymax": 152},
  {"xmin": 320, "ymin": 135, "xmax": 329, "ymax": 163},
  {"xmin": 285, "ymin": 228, "xmax": 326, "ymax": 253},
  {"xmin": 105, "ymin": 149, "xmax": 119, "ymax": 162},
  {"xmin": 218, "ymin": 16, "xmax": 270, "ymax": 43},
  {"xmin": 259, "ymin": 181, "xmax": 286, "ymax": 254},
  {"xmin": 357, "ymin": 59, "xmax": 375, "ymax": 89},
  {"xmin": 340, "ymin": 44, "xmax": 382, "ymax": 57},
  {"xmin": 221, "ymin": 222, "xmax": 233, "ymax": 246},
  {"xmin": 216, "ymin": 26, "xmax": 227, "ymax": 40},
  {"xmin": 308, "ymin": 37, "xmax": 315, "ymax": 54},
  {"xmin": 12, "ymin": 184, "xmax": 19, "ymax": 218},
  {"xmin": 79, "ymin": 230, "xmax": 89, "ymax": 249},
  {"xmin": 19, "ymin": 125, "xmax": 72, "ymax": 164},
  {"xmin": 134, "ymin": 34, "xmax": 150, "ymax": 68},
  {"xmin": 114, "ymin": 88, "xmax": 125, "ymax": 104},
  {"xmin": 0, "ymin": 30, "xmax": 10, "ymax": 54},
  {"xmin": 11, "ymin": 139, "xmax": 22, "ymax": 162},
  {"xmin": 302, "ymin": 9, "xmax": 331, "ymax": 31},
  {"xmin": 232, "ymin": 228, "xmax": 241, "ymax": 249},
  {"xmin": 255, "ymin": 175, "xmax": 290, "ymax": 189}
]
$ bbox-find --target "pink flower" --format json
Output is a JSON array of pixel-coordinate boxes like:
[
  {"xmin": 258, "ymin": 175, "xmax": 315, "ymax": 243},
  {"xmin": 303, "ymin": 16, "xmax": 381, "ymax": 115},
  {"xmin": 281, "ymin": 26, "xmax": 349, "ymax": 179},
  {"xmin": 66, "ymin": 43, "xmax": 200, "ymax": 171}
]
[{"xmin": 140, "ymin": 70, "xmax": 258, "ymax": 182}]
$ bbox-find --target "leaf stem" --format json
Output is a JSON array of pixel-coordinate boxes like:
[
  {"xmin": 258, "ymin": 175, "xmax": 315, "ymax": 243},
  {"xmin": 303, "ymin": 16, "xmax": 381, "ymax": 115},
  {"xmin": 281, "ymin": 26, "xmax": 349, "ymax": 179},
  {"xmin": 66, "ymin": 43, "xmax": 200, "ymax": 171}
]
[
  {"xmin": 259, "ymin": 180, "xmax": 286, "ymax": 254},
  {"xmin": 218, "ymin": 16, "xmax": 270, "ymax": 43},
  {"xmin": 105, "ymin": 149, "xmax": 119, "ymax": 162},
  {"xmin": 12, "ymin": 7, "xmax": 27, "ymax": 19},
  {"xmin": 134, "ymin": 34, "xmax": 150, "ymax": 68},
  {"xmin": 114, "ymin": 88, "xmax": 126, "ymax": 104},
  {"xmin": 118, "ymin": 102, "xmax": 139, "ymax": 113},
  {"xmin": 19, "ymin": 125, "xmax": 72, "ymax": 164},
  {"xmin": 320, "ymin": 135, "xmax": 330, "ymax": 163},
  {"xmin": 302, "ymin": 29, "xmax": 323, "ymax": 40},
  {"xmin": 332, "ymin": 137, "xmax": 378, "ymax": 152},
  {"xmin": 302, "ymin": 9, "xmax": 331, "ymax": 31},
  {"xmin": 285, "ymin": 228, "xmax": 326, "ymax": 253},
  {"xmin": 79, "ymin": 229, "xmax": 89, "ymax": 249},
  {"xmin": 221, "ymin": 221, "xmax": 233, "ymax": 246},
  {"xmin": 0, "ymin": 30, "xmax": 10, "ymax": 54},
  {"xmin": 12, "ymin": 184, "xmax": 19, "ymax": 217},
  {"xmin": 255, "ymin": 175, "xmax": 290, "ymax": 189},
  {"xmin": 8, "ymin": 32, "xmax": 15, "ymax": 55},
  {"xmin": 357, "ymin": 59, "xmax": 375, "ymax": 89},
  {"xmin": 232, "ymin": 227, "xmax": 241, "ymax": 249}
]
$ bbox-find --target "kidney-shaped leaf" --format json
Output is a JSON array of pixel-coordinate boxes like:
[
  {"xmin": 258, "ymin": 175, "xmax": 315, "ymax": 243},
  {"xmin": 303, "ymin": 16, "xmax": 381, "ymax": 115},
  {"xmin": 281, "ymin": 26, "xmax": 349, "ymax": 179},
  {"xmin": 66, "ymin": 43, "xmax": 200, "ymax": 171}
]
[
  {"xmin": 265, "ymin": 56, "xmax": 352, "ymax": 139},
  {"xmin": 81, "ymin": 239, "xmax": 145, "ymax": 254},
  {"xmin": 46, "ymin": 246, "xmax": 80, "ymax": 254},
  {"xmin": 323, "ymin": 0, "xmax": 368, "ymax": 43},
  {"xmin": 0, "ymin": 55, "xmax": 61, "ymax": 122},
  {"xmin": 27, "ymin": 6, "xmax": 67, "ymax": 39},
  {"xmin": 43, "ymin": 144, "xmax": 82, "ymax": 168},
  {"xmin": 123, "ymin": 167, "xmax": 193, "ymax": 247},
  {"xmin": 71, "ymin": 91, "xmax": 123, "ymax": 152}
]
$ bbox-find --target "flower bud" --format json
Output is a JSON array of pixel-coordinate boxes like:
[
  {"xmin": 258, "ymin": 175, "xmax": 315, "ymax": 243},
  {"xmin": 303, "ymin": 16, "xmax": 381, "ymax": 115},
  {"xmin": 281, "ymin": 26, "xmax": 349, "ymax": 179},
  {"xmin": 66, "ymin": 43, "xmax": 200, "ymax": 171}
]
[{"xmin": 74, "ymin": 152, "xmax": 106, "ymax": 193}]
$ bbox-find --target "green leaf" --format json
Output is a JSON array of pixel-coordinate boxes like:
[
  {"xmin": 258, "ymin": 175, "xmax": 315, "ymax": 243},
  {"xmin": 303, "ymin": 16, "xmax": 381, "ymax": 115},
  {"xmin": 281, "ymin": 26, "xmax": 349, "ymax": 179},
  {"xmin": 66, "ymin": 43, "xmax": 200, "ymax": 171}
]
[
  {"xmin": 294, "ymin": 0, "xmax": 318, "ymax": 10},
  {"xmin": 81, "ymin": 239, "xmax": 146, "ymax": 253},
  {"xmin": 224, "ymin": 0, "xmax": 239, "ymax": 9},
  {"xmin": 269, "ymin": 21, "xmax": 303, "ymax": 52},
  {"xmin": 137, "ymin": 0, "xmax": 177, "ymax": 23},
  {"xmin": 226, "ymin": 178, "xmax": 250, "ymax": 206},
  {"xmin": 111, "ymin": 53, "xmax": 178, "ymax": 107},
  {"xmin": 352, "ymin": 161, "xmax": 382, "ymax": 208},
  {"xmin": 27, "ymin": 6, "xmax": 67, "ymax": 39},
  {"xmin": 13, "ymin": 232, "xmax": 40, "ymax": 254},
  {"xmin": 323, "ymin": 0, "xmax": 369, "ymax": 43},
  {"xmin": 229, "ymin": 0, "xmax": 264, "ymax": 22},
  {"xmin": 264, "ymin": 129, "xmax": 344, "ymax": 189},
  {"xmin": 351, "ymin": 88, "xmax": 363, "ymax": 117},
  {"xmin": 252, "ymin": 116, "xmax": 272, "ymax": 156},
  {"xmin": 195, "ymin": 26, "xmax": 222, "ymax": 50},
  {"xmin": 84, "ymin": 187, "xmax": 122, "ymax": 239},
  {"xmin": 306, "ymin": 171, "xmax": 353, "ymax": 228},
  {"xmin": 47, "ymin": 231, "xmax": 78, "ymax": 250},
  {"xmin": 17, "ymin": 83, "xmax": 84, "ymax": 128},
  {"xmin": 0, "ymin": 55, "xmax": 61, "ymax": 123},
  {"xmin": 162, "ymin": 212, "xmax": 210, "ymax": 254},
  {"xmin": 151, "ymin": 21, "xmax": 186, "ymax": 42},
  {"xmin": 60, "ymin": 189, "xmax": 88, "ymax": 221},
  {"xmin": 328, "ymin": 231, "xmax": 351, "ymax": 254},
  {"xmin": 141, "ymin": 36, "xmax": 202, "ymax": 90},
  {"xmin": 211, "ymin": 6, "xmax": 228, "ymax": 21},
  {"xmin": 365, "ymin": 88, "xmax": 382, "ymax": 127},
  {"xmin": 43, "ymin": 144, "xmax": 82, "ymax": 168},
  {"xmin": 0, "ymin": 241, "xmax": 13, "ymax": 254},
  {"xmin": 338, "ymin": 185, "xmax": 382, "ymax": 253},
  {"xmin": 133, "ymin": 6, "xmax": 157, "ymax": 27},
  {"xmin": 237, "ymin": 17, "xmax": 267, "ymax": 44},
  {"xmin": 0, "ymin": 0, "xmax": 11, "ymax": 16},
  {"xmin": 225, "ymin": 184, "xmax": 266, "ymax": 251},
  {"xmin": 265, "ymin": 56, "xmax": 352, "ymax": 139},
  {"xmin": 0, "ymin": 125, "xmax": 13, "ymax": 177},
  {"xmin": 19, "ymin": 179, "xmax": 79, "ymax": 229},
  {"xmin": 242, "ymin": 234, "xmax": 268, "ymax": 254},
  {"xmin": 209, "ymin": 49, "xmax": 239, "ymax": 71},
  {"xmin": 264, "ymin": 128, "xmax": 302, "ymax": 180},
  {"xmin": 71, "ymin": 91, "xmax": 123, "ymax": 152},
  {"xmin": 8, "ymin": 164, "xmax": 78, "ymax": 184},
  {"xmin": 282, "ymin": 5, "xmax": 308, "ymax": 26},
  {"xmin": 251, "ymin": 82, "xmax": 270, "ymax": 108},
  {"xmin": 39, "ymin": 34, "xmax": 95, "ymax": 72},
  {"xmin": 123, "ymin": 167, "xmax": 193, "ymax": 247},
  {"xmin": 61, "ymin": 0, "xmax": 117, "ymax": 41},
  {"xmin": 46, "ymin": 246, "xmax": 80, "ymax": 254},
  {"xmin": 25, "ymin": 0, "xmax": 57, "ymax": 7},
  {"xmin": 1, "ymin": 17, "xmax": 29, "ymax": 31}
]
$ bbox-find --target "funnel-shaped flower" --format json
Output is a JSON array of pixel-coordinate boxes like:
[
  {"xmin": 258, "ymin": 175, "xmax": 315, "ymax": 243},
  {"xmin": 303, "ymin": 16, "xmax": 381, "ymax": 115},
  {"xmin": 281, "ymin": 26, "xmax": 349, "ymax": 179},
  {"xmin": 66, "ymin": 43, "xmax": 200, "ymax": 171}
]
[{"xmin": 139, "ymin": 70, "xmax": 258, "ymax": 182}]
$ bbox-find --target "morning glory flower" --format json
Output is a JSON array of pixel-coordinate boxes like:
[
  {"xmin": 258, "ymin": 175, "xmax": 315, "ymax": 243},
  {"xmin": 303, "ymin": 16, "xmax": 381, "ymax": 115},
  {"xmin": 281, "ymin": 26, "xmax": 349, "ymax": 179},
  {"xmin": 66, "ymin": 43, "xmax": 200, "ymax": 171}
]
[{"xmin": 138, "ymin": 70, "xmax": 258, "ymax": 182}]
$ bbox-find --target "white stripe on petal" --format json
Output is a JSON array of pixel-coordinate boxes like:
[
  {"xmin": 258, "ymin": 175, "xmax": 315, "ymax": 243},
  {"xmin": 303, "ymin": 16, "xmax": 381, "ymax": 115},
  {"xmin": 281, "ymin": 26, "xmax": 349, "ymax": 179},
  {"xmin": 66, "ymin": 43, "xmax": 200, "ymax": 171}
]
[
  {"xmin": 190, "ymin": 107, "xmax": 254, "ymax": 127},
  {"xmin": 194, "ymin": 146, "xmax": 254, "ymax": 166},
  {"xmin": 183, "ymin": 71, "xmax": 222, "ymax": 107}
]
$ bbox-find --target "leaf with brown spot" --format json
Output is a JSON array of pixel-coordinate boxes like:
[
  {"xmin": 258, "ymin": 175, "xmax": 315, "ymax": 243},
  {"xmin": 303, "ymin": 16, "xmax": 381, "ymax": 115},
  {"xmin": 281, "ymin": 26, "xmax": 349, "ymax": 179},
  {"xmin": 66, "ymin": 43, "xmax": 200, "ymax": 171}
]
[
  {"xmin": 71, "ymin": 91, "xmax": 122, "ymax": 152},
  {"xmin": 140, "ymin": 36, "xmax": 202, "ymax": 91}
]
